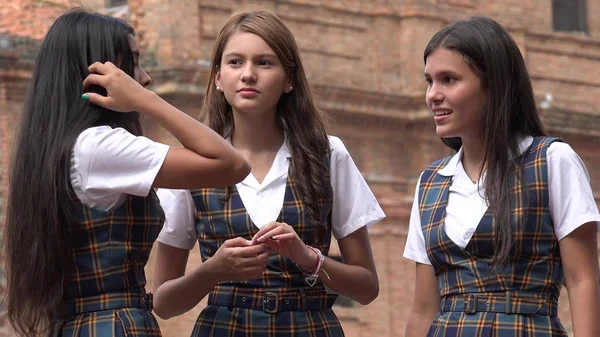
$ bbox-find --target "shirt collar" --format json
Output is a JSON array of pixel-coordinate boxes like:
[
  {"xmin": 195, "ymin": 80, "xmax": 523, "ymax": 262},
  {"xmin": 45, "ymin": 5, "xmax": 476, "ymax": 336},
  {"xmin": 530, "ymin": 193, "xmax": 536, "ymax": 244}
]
[{"xmin": 437, "ymin": 136, "xmax": 534, "ymax": 177}]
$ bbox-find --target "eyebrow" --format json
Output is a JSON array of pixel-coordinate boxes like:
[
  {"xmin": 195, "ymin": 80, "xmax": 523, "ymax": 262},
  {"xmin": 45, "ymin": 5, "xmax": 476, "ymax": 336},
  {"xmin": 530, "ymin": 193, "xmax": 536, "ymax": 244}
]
[
  {"xmin": 423, "ymin": 70, "xmax": 459, "ymax": 77},
  {"xmin": 223, "ymin": 52, "xmax": 277, "ymax": 58}
]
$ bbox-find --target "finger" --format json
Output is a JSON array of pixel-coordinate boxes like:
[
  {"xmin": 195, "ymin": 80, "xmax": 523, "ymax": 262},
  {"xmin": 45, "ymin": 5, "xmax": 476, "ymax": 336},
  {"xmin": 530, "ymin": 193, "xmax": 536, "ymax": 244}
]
[
  {"xmin": 272, "ymin": 233, "xmax": 296, "ymax": 241},
  {"xmin": 256, "ymin": 249, "xmax": 271, "ymax": 263},
  {"xmin": 255, "ymin": 227, "xmax": 289, "ymax": 243},
  {"xmin": 88, "ymin": 62, "xmax": 112, "ymax": 75},
  {"xmin": 260, "ymin": 239, "xmax": 279, "ymax": 251},
  {"xmin": 223, "ymin": 237, "xmax": 252, "ymax": 248},
  {"xmin": 251, "ymin": 222, "xmax": 280, "ymax": 244},
  {"xmin": 82, "ymin": 74, "xmax": 109, "ymax": 91},
  {"xmin": 81, "ymin": 93, "xmax": 110, "ymax": 107},
  {"xmin": 233, "ymin": 245, "xmax": 266, "ymax": 258}
]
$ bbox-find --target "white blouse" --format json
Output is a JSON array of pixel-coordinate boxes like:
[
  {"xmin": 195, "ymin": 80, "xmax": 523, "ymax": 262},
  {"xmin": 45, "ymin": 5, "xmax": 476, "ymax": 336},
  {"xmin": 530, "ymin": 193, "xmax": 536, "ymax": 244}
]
[
  {"xmin": 403, "ymin": 136, "xmax": 600, "ymax": 265},
  {"xmin": 69, "ymin": 126, "xmax": 170, "ymax": 210},
  {"xmin": 157, "ymin": 136, "xmax": 386, "ymax": 250}
]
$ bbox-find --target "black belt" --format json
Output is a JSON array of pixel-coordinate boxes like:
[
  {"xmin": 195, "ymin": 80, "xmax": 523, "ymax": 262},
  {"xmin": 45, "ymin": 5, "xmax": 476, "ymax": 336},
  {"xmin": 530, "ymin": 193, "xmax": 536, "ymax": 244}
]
[
  {"xmin": 63, "ymin": 291, "xmax": 153, "ymax": 316},
  {"xmin": 208, "ymin": 286, "xmax": 337, "ymax": 314},
  {"xmin": 441, "ymin": 292, "xmax": 558, "ymax": 316}
]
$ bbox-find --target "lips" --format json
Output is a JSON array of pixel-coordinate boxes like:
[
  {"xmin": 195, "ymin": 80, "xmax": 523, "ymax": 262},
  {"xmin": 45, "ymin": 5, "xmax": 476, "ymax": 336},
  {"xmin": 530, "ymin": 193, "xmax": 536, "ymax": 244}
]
[
  {"xmin": 432, "ymin": 108, "xmax": 453, "ymax": 116},
  {"xmin": 237, "ymin": 87, "xmax": 259, "ymax": 93}
]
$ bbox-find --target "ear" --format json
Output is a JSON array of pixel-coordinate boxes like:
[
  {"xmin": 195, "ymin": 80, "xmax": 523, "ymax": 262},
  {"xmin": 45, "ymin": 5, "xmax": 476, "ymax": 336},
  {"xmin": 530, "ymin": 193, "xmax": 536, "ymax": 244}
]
[
  {"xmin": 283, "ymin": 76, "xmax": 292, "ymax": 94},
  {"xmin": 215, "ymin": 70, "xmax": 222, "ymax": 89}
]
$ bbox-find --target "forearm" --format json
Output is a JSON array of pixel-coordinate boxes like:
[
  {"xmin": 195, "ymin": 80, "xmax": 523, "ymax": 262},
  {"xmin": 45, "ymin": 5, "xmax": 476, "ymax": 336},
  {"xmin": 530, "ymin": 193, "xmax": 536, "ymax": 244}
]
[
  {"xmin": 405, "ymin": 312, "xmax": 435, "ymax": 337},
  {"xmin": 153, "ymin": 260, "xmax": 221, "ymax": 319},
  {"xmin": 568, "ymin": 280, "xmax": 600, "ymax": 337},
  {"xmin": 139, "ymin": 91, "xmax": 240, "ymax": 161},
  {"xmin": 314, "ymin": 257, "xmax": 378, "ymax": 305}
]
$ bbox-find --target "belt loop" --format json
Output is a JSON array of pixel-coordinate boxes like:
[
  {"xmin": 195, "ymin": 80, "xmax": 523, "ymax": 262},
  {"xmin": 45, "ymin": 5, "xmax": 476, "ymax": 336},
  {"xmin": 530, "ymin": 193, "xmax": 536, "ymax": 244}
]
[
  {"xmin": 227, "ymin": 287, "xmax": 235, "ymax": 311},
  {"xmin": 143, "ymin": 292, "xmax": 153, "ymax": 312},
  {"xmin": 505, "ymin": 291, "xmax": 512, "ymax": 315},
  {"xmin": 298, "ymin": 287, "xmax": 306, "ymax": 311}
]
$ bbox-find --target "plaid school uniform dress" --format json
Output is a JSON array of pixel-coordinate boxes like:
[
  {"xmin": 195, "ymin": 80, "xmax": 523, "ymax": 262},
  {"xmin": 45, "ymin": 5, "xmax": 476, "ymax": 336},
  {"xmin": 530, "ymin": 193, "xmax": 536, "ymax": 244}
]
[
  {"xmin": 419, "ymin": 137, "xmax": 568, "ymax": 337},
  {"xmin": 189, "ymin": 157, "xmax": 344, "ymax": 337},
  {"xmin": 56, "ymin": 192, "xmax": 164, "ymax": 337}
]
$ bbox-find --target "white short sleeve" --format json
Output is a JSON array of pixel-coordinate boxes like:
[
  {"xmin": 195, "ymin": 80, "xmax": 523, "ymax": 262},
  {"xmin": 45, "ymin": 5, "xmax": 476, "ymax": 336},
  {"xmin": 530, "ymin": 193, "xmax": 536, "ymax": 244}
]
[
  {"xmin": 70, "ymin": 126, "xmax": 170, "ymax": 211},
  {"xmin": 329, "ymin": 136, "xmax": 386, "ymax": 239},
  {"xmin": 156, "ymin": 189, "xmax": 197, "ymax": 250},
  {"xmin": 547, "ymin": 142, "xmax": 600, "ymax": 240},
  {"xmin": 403, "ymin": 173, "xmax": 431, "ymax": 265}
]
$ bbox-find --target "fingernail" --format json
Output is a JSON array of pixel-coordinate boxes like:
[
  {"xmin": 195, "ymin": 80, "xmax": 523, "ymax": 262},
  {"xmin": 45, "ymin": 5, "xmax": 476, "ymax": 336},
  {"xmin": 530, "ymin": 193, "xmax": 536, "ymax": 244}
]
[{"xmin": 81, "ymin": 94, "xmax": 89, "ymax": 101}]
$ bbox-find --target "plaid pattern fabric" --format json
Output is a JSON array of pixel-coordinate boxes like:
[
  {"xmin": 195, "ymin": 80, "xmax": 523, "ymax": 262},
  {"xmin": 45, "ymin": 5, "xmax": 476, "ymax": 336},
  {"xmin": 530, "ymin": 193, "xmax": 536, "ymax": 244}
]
[
  {"xmin": 189, "ymin": 156, "xmax": 344, "ymax": 336},
  {"xmin": 418, "ymin": 137, "xmax": 568, "ymax": 337},
  {"xmin": 56, "ymin": 308, "xmax": 161, "ymax": 337},
  {"xmin": 56, "ymin": 191, "xmax": 164, "ymax": 336}
]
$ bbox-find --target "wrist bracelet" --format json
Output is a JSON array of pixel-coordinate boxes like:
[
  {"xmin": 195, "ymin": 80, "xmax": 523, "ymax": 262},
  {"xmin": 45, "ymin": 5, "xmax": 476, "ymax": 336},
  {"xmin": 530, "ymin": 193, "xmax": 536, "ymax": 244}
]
[{"xmin": 302, "ymin": 245, "xmax": 330, "ymax": 287}]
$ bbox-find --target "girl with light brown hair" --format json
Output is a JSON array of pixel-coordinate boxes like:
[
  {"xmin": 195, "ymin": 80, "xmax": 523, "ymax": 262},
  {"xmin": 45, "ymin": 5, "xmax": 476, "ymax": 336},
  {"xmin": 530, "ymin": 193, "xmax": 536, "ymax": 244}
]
[{"xmin": 150, "ymin": 10, "xmax": 384, "ymax": 337}]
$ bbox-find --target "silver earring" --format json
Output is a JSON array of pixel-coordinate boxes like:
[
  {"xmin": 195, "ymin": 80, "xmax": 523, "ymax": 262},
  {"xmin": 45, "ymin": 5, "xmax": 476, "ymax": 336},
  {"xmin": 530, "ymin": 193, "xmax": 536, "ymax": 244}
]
[{"xmin": 289, "ymin": 86, "xmax": 293, "ymax": 91}]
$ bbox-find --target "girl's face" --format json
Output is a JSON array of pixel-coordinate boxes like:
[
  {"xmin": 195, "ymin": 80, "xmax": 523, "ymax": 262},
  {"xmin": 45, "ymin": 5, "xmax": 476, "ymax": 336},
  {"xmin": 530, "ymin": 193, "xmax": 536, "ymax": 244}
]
[
  {"xmin": 216, "ymin": 32, "xmax": 291, "ymax": 117},
  {"xmin": 128, "ymin": 34, "xmax": 151, "ymax": 87},
  {"xmin": 424, "ymin": 47, "xmax": 486, "ymax": 142}
]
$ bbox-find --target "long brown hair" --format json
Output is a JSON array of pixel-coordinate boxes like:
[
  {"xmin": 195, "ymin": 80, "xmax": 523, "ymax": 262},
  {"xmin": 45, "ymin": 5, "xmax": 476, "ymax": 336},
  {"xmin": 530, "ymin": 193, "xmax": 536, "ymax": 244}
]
[
  {"xmin": 424, "ymin": 17, "xmax": 546, "ymax": 272},
  {"xmin": 5, "ymin": 9, "xmax": 139, "ymax": 336},
  {"xmin": 200, "ymin": 11, "xmax": 332, "ymax": 243}
]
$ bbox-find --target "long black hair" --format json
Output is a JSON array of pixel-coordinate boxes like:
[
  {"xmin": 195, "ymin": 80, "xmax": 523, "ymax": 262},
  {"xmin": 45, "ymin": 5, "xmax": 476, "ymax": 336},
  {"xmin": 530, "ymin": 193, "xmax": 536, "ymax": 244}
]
[
  {"xmin": 424, "ymin": 16, "xmax": 546, "ymax": 271},
  {"xmin": 5, "ymin": 8, "xmax": 140, "ymax": 336}
]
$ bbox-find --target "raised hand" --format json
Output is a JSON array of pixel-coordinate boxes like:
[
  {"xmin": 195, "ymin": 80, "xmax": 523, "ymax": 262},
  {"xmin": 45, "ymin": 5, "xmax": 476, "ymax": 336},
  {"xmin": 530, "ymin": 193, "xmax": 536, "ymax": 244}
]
[
  {"xmin": 82, "ymin": 61, "xmax": 150, "ymax": 112},
  {"xmin": 207, "ymin": 237, "xmax": 271, "ymax": 282},
  {"xmin": 251, "ymin": 222, "xmax": 318, "ymax": 272}
]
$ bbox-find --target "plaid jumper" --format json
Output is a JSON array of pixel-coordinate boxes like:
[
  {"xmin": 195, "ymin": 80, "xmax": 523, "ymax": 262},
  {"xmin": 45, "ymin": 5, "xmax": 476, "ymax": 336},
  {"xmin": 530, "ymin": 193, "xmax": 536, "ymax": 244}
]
[
  {"xmin": 419, "ymin": 137, "xmax": 568, "ymax": 337},
  {"xmin": 55, "ymin": 192, "xmax": 164, "ymax": 337},
  {"xmin": 189, "ymin": 157, "xmax": 344, "ymax": 337}
]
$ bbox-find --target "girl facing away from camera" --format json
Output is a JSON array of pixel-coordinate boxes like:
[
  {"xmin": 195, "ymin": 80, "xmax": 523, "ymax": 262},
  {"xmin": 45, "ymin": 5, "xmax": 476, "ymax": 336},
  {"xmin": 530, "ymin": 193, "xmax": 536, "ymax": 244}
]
[
  {"xmin": 5, "ymin": 8, "xmax": 249, "ymax": 337},
  {"xmin": 150, "ymin": 10, "xmax": 385, "ymax": 337},
  {"xmin": 403, "ymin": 16, "xmax": 600, "ymax": 337}
]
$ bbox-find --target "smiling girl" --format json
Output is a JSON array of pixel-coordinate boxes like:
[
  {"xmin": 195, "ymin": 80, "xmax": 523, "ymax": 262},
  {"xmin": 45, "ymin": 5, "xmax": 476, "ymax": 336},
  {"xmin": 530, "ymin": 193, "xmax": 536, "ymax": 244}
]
[
  {"xmin": 150, "ymin": 10, "xmax": 385, "ymax": 337},
  {"xmin": 403, "ymin": 16, "xmax": 600, "ymax": 337}
]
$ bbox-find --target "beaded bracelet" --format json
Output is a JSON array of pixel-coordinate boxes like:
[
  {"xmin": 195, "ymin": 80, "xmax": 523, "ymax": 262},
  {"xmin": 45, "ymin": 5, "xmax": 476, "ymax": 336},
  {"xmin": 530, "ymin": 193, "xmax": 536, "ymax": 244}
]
[{"xmin": 302, "ymin": 245, "xmax": 330, "ymax": 287}]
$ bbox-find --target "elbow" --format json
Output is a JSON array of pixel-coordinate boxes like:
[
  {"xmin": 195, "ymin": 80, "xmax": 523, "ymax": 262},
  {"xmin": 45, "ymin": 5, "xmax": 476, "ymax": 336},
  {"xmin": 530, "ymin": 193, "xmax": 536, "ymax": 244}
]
[
  {"xmin": 357, "ymin": 281, "xmax": 379, "ymax": 305},
  {"xmin": 233, "ymin": 157, "xmax": 251, "ymax": 182},
  {"xmin": 222, "ymin": 153, "xmax": 250, "ymax": 186},
  {"xmin": 152, "ymin": 303, "xmax": 177, "ymax": 320}
]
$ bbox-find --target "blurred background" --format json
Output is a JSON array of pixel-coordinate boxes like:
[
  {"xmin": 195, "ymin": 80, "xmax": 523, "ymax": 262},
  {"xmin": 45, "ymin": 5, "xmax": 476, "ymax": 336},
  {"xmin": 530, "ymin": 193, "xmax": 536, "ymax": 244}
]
[{"xmin": 1, "ymin": 0, "xmax": 600, "ymax": 336}]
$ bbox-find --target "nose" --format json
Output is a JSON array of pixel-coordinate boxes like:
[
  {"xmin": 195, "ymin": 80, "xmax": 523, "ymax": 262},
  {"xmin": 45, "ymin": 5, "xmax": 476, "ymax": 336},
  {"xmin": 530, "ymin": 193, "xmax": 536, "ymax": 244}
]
[
  {"xmin": 426, "ymin": 82, "xmax": 443, "ymax": 105},
  {"xmin": 241, "ymin": 64, "xmax": 256, "ymax": 83},
  {"xmin": 137, "ymin": 66, "xmax": 152, "ymax": 88}
]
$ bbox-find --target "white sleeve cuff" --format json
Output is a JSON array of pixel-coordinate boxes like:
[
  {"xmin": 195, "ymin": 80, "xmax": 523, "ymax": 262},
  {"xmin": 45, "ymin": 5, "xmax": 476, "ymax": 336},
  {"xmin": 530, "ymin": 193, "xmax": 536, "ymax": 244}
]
[
  {"xmin": 403, "ymin": 247, "xmax": 432, "ymax": 265},
  {"xmin": 555, "ymin": 213, "xmax": 600, "ymax": 241},
  {"xmin": 156, "ymin": 231, "xmax": 196, "ymax": 250},
  {"xmin": 136, "ymin": 143, "xmax": 170, "ymax": 196},
  {"xmin": 333, "ymin": 206, "xmax": 386, "ymax": 239}
]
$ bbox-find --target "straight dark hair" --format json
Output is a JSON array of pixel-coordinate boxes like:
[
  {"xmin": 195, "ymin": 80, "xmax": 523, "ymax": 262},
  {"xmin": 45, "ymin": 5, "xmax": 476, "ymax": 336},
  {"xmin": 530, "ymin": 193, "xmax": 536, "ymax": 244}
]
[
  {"xmin": 200, "ymin": 11, "xmax": 332, "ymax": 244},
  {"xmin": 424, "ymin": 16, "xmax": 546, "ymax": 272},
  {"xmin": 5, "ymin": 8, "xmax": 140, "ymax": 336}
]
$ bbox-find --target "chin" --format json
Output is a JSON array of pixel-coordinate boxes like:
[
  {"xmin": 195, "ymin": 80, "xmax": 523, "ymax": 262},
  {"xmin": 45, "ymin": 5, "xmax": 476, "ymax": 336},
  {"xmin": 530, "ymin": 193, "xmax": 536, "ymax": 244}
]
[{"xmin": 435, "ymin": 126, "xmax": 456, "ymax": 139}]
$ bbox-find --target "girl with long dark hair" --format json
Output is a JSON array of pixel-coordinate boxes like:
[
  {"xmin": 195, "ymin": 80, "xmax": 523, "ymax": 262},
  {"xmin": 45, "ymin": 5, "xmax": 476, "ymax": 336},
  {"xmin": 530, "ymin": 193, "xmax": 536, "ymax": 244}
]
[
  {"xmin": 5, "ymin": 8, "xmax": 250, "ymax": 337},
  {"xmin": 148, "ymin": 10, "xmax": 384, "ymax": 337},
  {"xmin": 404, "ymin": 16, "xmax": 600, "ymax": 336}
]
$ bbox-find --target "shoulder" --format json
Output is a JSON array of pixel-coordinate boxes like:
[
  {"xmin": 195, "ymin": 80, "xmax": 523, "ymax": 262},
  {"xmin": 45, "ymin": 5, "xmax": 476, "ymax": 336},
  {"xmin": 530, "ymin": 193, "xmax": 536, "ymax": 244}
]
[
  {"xmin": 327, "ymin": 135, "xmax": 349, "ymax": 156},
  {"xmin": 73, "ymin": 125, "xmax": 134, "ymax": 156}
]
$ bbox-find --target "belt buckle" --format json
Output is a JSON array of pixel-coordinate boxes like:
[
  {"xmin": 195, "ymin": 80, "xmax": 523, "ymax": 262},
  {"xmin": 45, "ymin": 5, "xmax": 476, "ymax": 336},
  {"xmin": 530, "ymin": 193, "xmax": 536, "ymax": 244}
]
[
  {"xmin": 263, "ymin": 292, "xmax": 278, "ymax": 314},
  {"xmin": 143, "ymin": 292, "xmax": 153, "ymax": 312},
  {"xmin": 464, "ymin": 294, "xmax": 477, "ymax": 314}
]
